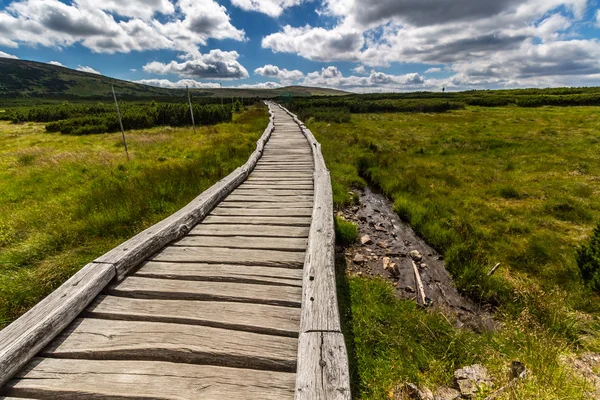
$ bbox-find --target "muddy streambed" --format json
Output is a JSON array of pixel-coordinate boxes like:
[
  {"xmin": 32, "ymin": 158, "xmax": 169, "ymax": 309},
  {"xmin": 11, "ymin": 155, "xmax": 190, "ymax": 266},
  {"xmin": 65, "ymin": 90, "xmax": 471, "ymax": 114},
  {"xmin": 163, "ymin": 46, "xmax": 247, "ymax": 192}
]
[{"xmin": 340, "ymin": 186, "xmax": 494, "ymax": 331}]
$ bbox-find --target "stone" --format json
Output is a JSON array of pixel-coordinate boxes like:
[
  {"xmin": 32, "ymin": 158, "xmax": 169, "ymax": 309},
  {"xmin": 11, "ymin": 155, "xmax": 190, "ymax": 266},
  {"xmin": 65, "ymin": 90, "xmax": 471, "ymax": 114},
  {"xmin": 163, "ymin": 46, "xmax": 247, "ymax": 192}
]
[
  {"xmin": 403, "ymin": 383, "xmax": 434, "ymax": 400},
  {"xmin": 433, "ymin": 387, "xmax": 461, "ymax": 400},
  {"xmin": 382, "ymin": 257, "xmax": 399, "ymax": 275},
  {"xmin": 510, "ymin": 361, "xmax": 527, "ymax": 379},
  {"xmin": 420, "ymin": 263, "xmax": 428, "ymax": 269},
  {"xmin": 353, "ymin": 254, "xmax": 366, "ymax": 264},
  {"xmin": 409, "ymin": 250, "xmax": 423, "ymax": 262},
  {"xmin": 454, "ymin": 364, "xmax": 493, "ymax": 398},
  {"xmin": 377, "ymin": 241, "xmax": 388, "ymax": 248},
  {"xmin": 405, "ymin": 286, "xmax": 415, "ymax": 293}
]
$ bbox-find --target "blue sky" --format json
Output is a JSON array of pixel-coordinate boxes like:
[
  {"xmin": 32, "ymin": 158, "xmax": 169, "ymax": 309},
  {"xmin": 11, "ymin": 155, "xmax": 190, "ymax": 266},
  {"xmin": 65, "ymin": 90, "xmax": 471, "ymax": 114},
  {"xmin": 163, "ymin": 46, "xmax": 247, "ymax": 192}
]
[{"xmin": 1, "ymin": 0, "xmax": 600, "ymax": 91}]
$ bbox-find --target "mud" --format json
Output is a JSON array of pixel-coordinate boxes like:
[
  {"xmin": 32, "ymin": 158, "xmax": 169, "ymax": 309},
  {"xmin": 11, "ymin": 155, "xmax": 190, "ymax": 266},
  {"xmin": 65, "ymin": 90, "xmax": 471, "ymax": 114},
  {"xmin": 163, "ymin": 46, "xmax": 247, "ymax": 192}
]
[{"xmin": 340, "ymin": 186, "xmax": 495, "ymax": 332}]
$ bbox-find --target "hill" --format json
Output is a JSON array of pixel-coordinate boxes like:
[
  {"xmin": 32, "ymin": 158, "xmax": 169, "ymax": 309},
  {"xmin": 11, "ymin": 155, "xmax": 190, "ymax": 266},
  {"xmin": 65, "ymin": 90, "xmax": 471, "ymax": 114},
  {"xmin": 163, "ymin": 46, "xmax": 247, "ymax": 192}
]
[{"xmin": 0, "ymin": 58, "xmax": 347, "ymax": 101}]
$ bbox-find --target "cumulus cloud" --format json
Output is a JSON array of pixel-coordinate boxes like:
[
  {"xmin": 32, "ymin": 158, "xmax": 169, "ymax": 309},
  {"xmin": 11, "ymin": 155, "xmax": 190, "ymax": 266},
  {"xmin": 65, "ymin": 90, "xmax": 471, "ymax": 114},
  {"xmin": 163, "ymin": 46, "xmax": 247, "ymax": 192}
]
[
  {"xmin": 264, "ymin": 0, "xmax": 599, "ymax": 88},
  {"xmin": 254, "ymin": 64, "xmax": 303, "ymax": 84},
  {"xmin": 302, "ymin": 66, "xmax": 426, "ymax": 92},
  {"xmin": 230, "ymin": 0, "xmax": 304, "ymax": 17},
  {"xmin": 352, "ymin": 65, "xmax": 367, "ymax": 74},
  {"xmin": 425, "ymin": 67, "xmax": 442, "ymax": 73},
  {"xmin": 0, "ymin": 51, "xmax": 18, "ymax": 59},
  {"xmin": 135, "ymin": 79, "xmax": 221, "ymax": 88},
  {"xmin": 48, "ymin": 60, "xmax": 64, "ymax": 66},
  {"xmin": 235, "ymin": 81, "xmax": 283, "ymax": 89},
  {"xmin": 76, "ymin": 65, "xmax": 100, "ymax": 74},
  {"xmin": 143, "ymin": 50, "xmax": 249, "ymax": 79},
  {"xmin": 0, "ymin": 0, "xmax": 244, "ymax": 62}
]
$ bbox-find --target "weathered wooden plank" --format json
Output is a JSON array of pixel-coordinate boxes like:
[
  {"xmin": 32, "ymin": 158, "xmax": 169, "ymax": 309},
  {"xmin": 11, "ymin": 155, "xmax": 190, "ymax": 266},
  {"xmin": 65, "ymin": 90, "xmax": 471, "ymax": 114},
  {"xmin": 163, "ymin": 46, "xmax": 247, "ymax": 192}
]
[
  {"xmin": 210, "ymin": 207, "xmax": 313, "ymax": 217},
  {"xmin": 295, "ymin": 332, "xmax": 351, "ymax": 400},
  {"xmin": 40, "ymin": 318, "xmax": 298, "ymax": 371},
  {"xmin": 248, "ymin": 175, "xmax": 314, "ymax": 180},
  {"xmin": 226, "ymin": 195, "xmax": 314, "ymax": 203},
  {"xmin": 86, "ymin": 295, "xmax": 301, "ymax": 337},
  {"xmin": 233, "ymin": 189, "xmax": 314, "ymax": 196},
  {"xmin": 4, "ymin": 358, "xmax": 295, "ymax": 400},
  {"xmin": 151, "ymin": 246, "xmax": 305, "ymax": 268},
  {"xmin": 174, "ymin": 235, "xmax": 308, "ymax": 250},
  {"xmin": 110, "ymin": 276, "xmax": 303, "ymax": 307},
  {"xmin": 240, "ymin": 185, "xmax": 315, "ymax": 191},
  {"xmin": 135, "ymin": 261, "xmax": 303, "ymax": 284},
  {"xmin": 190, "ymin": 223, "xmax": 310, "ymax": 237},
  {"xmin": 217, "ymin": 201, "xmax": 314, "ymax": 209},
  {"xmin": 202, "ymin": 216, "xmax": 311, "ymax": 227},
  {"xmin": 0, "ymin": 262, "xmax": 115, "ymax": 387}
]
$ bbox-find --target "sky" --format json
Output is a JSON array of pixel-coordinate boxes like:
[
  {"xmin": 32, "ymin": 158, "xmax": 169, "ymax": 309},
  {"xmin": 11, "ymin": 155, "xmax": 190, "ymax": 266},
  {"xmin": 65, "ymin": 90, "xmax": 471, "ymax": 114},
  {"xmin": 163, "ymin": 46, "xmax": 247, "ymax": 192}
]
[{"xmin": 0, "ymin": 0, "xmax": 600, "ymax": 92}]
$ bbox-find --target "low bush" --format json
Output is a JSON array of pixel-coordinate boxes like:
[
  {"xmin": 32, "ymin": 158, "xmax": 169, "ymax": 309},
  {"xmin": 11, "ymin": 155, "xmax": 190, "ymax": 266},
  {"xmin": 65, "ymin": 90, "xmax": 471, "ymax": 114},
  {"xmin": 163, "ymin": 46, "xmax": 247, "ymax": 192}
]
[
  {"xmin": 577, "ymin": 223, "xmax": 600, "ymax": 291},
  {"xmin": 335, "ymin": 216, "xmax": 358, "ymax": 246}
]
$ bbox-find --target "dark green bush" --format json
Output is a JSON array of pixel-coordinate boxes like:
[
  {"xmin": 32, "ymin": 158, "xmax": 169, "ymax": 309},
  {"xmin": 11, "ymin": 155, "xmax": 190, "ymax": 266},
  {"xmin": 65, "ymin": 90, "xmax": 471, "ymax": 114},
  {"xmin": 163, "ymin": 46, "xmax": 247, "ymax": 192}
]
[
  {"xmin": 577, "ymin": 223, "xmax": 600, "ymax": 291},
  {"xmin": 335, "ymin": 216, "xmax": 358, "ymax": 246}
]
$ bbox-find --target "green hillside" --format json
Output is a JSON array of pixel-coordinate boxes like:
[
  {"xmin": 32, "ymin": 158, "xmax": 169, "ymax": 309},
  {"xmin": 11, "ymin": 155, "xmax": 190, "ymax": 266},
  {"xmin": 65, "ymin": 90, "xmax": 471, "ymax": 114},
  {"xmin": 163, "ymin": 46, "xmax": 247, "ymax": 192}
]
[{"xmin": 0, "ymin": 58, "xmax": 347, "ymax": 100}]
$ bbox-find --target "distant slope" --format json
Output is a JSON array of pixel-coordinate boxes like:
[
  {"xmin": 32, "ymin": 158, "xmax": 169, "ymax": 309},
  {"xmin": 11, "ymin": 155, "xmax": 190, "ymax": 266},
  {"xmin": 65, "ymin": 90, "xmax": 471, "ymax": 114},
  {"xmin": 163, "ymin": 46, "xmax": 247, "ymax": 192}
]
[{"xmin": 0, "ymin": 58, "xmax": 347, "ymax": 100}]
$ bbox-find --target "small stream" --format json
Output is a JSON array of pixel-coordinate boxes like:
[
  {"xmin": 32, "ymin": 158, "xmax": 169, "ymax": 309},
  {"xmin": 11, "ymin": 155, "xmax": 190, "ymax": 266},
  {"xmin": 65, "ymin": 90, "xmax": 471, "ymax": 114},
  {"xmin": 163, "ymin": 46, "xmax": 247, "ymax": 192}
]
[{"xmin": 341, "ymin": 186, "xmax": 495, "ymax": 331}]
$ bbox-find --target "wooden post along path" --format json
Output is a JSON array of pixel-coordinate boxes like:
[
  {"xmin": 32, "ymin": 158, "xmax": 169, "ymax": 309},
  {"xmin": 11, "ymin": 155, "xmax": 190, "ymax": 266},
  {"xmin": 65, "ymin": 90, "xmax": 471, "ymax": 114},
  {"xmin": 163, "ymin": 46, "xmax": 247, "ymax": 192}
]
[{"xmin": 0, "ymin": 102, "xmax": 350, "ymax": 399}]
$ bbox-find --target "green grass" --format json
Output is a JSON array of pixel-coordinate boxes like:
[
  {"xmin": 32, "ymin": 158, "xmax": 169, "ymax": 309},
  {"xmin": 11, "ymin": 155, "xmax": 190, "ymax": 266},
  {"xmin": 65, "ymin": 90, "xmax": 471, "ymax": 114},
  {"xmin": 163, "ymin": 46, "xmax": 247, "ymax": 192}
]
[
  {"xmin": 0, "ymin": 104, "xmax": 268, "ymax": 328},
  {"xmin": 317, "ymin": 105, "xmax": 600, "ymax": 398},
  {"xmin": 335, "ymin": 216, "xmax": 359, "ymax": 246}
]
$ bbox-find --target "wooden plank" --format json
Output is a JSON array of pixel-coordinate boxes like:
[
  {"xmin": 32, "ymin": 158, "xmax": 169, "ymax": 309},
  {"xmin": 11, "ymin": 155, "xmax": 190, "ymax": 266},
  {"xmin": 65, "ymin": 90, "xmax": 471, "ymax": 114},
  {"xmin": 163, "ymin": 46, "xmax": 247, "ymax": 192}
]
[
  {"xmin": 217, "ymin": 201, "xmax": 314, "ymax": 209},
  {"xmin": 295, "ymin": 332, "xmax": 351, "ymax": 400},
  {"xmin": 110, "ymin": 276, "xmax": 303, "ymax": 307},
  {"xmin": 174, "ymin": 235, "xmax": 308, "ymax": 250},
  {"xmin": 225, "ymin": 195, "xmax": 313, "ymax": 203},
  {"xmin": 233, "ymin": 189, "xmax": 314, "ymax": 196},
  {"xmin": 135, "ymin": 261, "xmax": 303, "ymax": 284},
  {"xmin": 239, "ymin": 185, "xmax": 314, "ymax": 190},
  {"xmin": 243, "ymin": 179, "xmax": 313, "ymax": 184},
  {"xmin": 0, "ymin": 262, "xmax": 115, "ymax": 387},
  {"xmin": 5, "ymin": 358, "xmax": 295, "ymax": 400},
  {"xmin": 86, "ymin": 295, "xmax": 301, "ymax": 337},
  {"xmin": 202, "ymin": 215, "xmax": 311, "ymax": 227},
  {"xmin": 190, "ymin": 224, "xmax": 310, "ymax": 237},
  {"xmin": 41, "ymin": 318, "xmax": 298, "ymax": 371},
  {"xmin": 210, "ymin": 207, "xmax": 313, "ymax": 217},
  {"xmin": 151, "ymin": 246, "xmax": 305, "ymax": 268}
]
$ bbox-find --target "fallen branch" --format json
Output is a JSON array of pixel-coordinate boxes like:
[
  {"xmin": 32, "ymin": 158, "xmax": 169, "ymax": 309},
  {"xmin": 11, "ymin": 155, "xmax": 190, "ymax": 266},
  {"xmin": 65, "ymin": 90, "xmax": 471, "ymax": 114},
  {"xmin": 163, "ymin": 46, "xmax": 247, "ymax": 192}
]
[
  {"xmin": 487, "ymin": 262, "xmax": 501, "ymax": 276},
  {"xmin": 411, "ymin": 260, "xmax": 427, "ymax": 306}
]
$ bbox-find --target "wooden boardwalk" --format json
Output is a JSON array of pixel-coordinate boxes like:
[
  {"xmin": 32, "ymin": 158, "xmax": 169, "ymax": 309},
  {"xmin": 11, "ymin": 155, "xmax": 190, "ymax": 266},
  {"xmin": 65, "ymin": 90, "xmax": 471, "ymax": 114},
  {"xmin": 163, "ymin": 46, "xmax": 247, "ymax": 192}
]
[{"xmin": 0, "ymin": 103, "xmax": 349, "ymax": 399}]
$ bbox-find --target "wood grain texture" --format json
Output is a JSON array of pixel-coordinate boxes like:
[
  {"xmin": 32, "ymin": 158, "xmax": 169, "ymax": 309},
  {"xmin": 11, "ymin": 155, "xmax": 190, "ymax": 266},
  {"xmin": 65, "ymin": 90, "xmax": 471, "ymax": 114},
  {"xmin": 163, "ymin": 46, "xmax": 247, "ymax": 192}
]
[
  {"xmin": 0, "ymin": 262, "xmax": 115, "ymax": 387},
  {"xmin": 4, "ymin": 358, "xmax": 295, "ymax": 400},
  {"xmin": 174, "ymin": 235, "xmax": 308, "ymax": 251},
  {"xmin": 135, "ymin": 261, "xmax": 303, "ymax": 282},
  {"xmin": 110, "ymin": 276, "xmax": 303, "ymax": 307},
  {"xmin": 217, "ymin": 201, "xmax": 314, "ymax": 209},
  {"xmin": 226, "ymin": 195, "xmax": 314, "ymax": 203},
  {"xmin": 86, "ymin": 295, "xmax": 301, "ymax": 337},
  {"xmin": 190, "ymin": 223, "xmax": 310, "ymax": 237},
  {"xmin": 210, "ymin": 207, "xmax": 313, "ymax": 217},
  {"xmin": 202, "ymin": 215, "xmax": 311, "ymax": 227},
  {"xmin": 41, "ymin": 318, "xmax": 298, "ymax": 372},
  {"xmin": 295, "ymin": 332, "xmax": 351, "ymax": 400},
  {"xmin": 151, "ymin": 246, "xmax": 305, "ymax": 268}
]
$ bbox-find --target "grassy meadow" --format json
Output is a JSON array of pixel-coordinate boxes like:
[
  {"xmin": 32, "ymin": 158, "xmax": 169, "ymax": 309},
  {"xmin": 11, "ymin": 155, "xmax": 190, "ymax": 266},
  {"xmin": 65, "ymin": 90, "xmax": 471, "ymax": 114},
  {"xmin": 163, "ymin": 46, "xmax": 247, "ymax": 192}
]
[
  {"xmin": 312, "ymin": 105, "xmax": 600, "ymax": 398},
  {"xmin": 0, "ymin": 104, "xmax": 268, "ymax": 328}
]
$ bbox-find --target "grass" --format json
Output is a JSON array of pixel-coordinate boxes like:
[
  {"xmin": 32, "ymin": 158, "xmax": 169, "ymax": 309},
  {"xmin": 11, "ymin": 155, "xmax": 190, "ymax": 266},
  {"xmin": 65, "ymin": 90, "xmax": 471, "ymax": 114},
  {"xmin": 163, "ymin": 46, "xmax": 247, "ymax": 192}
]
[
  {"xmin": 314, "ymin": 105, "xmax": 600, "ymax": 398},
  {"xmin": 0, "ymin": 104, "xmax": 268, "ymax": 328}
]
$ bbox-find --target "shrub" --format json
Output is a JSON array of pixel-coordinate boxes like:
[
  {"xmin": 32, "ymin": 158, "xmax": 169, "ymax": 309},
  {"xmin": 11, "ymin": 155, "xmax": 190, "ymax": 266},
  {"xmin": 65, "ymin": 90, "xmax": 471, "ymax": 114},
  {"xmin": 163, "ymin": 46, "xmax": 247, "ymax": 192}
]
[{"xmin": 577, "ymin": 223, "xmax": 600, "ymax": 291}]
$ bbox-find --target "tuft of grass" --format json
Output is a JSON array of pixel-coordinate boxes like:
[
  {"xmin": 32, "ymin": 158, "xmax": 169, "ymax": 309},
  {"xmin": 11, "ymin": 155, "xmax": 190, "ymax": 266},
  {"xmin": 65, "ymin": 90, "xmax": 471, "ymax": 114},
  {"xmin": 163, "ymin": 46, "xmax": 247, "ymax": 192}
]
[
  {"xmin": 577, "ymin": 223, "xmax": 600, "ymax": 292},
  {"xmin": 0, "ymin": 105, "xmax": 269, "ymax": 328},
  {"xmin": 335, "ymin": 216, "xmax": 358, "ymax": 246}
]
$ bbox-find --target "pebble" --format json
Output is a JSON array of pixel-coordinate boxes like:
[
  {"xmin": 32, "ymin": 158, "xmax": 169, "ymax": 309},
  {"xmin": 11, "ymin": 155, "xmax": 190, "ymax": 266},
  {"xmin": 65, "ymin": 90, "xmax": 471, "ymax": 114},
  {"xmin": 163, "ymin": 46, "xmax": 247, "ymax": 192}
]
[
  {"xmin": 360, "ymin": 235, "xmax": 373, "ymax": 245},
  {"xmin": 409, "ymin": 250, "xmax": 423, "ymax": 262}
]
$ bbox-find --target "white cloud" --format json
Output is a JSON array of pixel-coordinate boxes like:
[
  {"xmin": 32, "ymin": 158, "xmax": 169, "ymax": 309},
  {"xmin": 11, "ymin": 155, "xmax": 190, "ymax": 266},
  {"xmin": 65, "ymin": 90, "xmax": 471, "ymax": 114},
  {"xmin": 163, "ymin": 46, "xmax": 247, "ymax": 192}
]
[
  {"xmin": 230, "ymin": 0, "xmax": 304, "ymax": 17},
  {"xmin": 302, "ymin": 66, "xmax": 426, "ymax": 92},
  {"xmin": 0, "ymin": 51, "xmax": 18, "ymax": 59},
  {"xmin": 352, "ymin": 65, "xmax": 367, "ymax": 74},
  {"xmin": 130, "ymin": 68, "xmax": 137, "ymax": 72},
  {"xmin": 254, "ymin": 64, "xmax": 303, "ymax": 84},
  {"xmin": 0, "ymin": 0, "xmax": 245, "ymax": 65},
  {"xmin": 48, "ymin": 60, "xmax": 64, "ymax": 66},
  {"xmin": 425, "ymin": 67, "xmax": 442, "ymax": 73},
  {"xmin": 135, "ymin": 79, "xmax": 221, "ymax": 88},
  {"xmin": 143, "ymin": 50, "xmax": 249, "ymax": 79},
  {"xmin": 76, "ymin": 65, "xmax": 100, "ymax": 74},
  {"xmin": 234, "ymin": 81, "xmax": 283, "ymax": 89}
]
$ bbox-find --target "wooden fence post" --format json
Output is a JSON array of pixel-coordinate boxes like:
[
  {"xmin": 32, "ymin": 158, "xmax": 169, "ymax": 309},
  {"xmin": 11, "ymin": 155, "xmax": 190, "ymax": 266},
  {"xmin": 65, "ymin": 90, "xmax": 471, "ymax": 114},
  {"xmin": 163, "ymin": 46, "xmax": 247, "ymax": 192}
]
[
  {"xmin": 187, "ymin": 86, "xmax": 196, "ymax": 134},
  {"xmin": 111, "ymin": 85, "xmax": 129, "ymax": 160}
]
